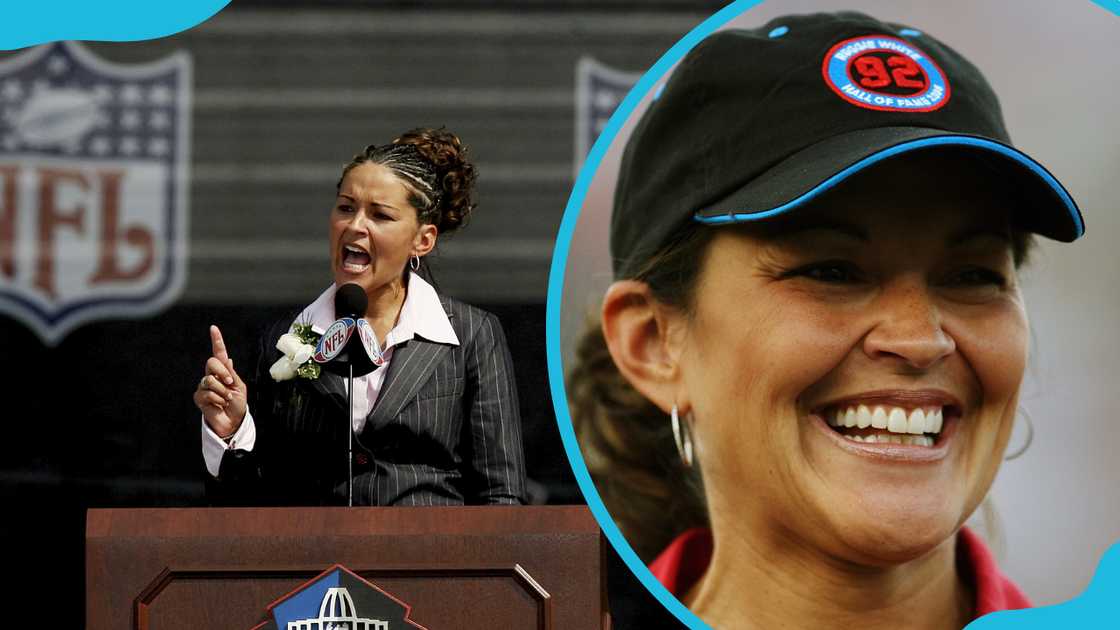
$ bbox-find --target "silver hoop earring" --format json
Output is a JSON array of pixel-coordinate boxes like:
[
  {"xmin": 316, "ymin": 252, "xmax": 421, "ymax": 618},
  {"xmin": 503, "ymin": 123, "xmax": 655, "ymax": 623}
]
[
  {"xmin": 1004, "ymin": 405, "xmax": 1035, "ymax": 461},
  {"xmin": 671, "ymin": 404, "xmax": 694, "ymax": 468},
  {"xmin": 409, "ymin": 254, "xmax": 420, "ymax": 271}
]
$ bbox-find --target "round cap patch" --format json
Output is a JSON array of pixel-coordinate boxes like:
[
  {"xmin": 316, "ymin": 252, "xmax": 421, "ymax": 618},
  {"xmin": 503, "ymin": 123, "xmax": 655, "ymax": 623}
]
[{"xmin": 822, "ymin": 35, "xmax": 950, "ymax": 112}]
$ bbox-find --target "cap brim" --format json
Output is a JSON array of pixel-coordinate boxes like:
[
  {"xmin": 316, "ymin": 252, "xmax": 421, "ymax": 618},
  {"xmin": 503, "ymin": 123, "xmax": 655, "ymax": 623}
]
[{"xmin": 694, "ymin": 126, "xmax": 1084, "ymax": 242}]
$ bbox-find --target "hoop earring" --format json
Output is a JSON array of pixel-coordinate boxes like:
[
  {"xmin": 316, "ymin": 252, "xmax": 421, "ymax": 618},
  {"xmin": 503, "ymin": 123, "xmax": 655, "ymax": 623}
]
[
  {"xmin": 1004, "ymin": 405, "xmax": 1035, "ymax": 461},
  {"xmin": 409, "ymin": 254, "xmax": 420, "ymax": 271},
  {"xmin": 671, "ymin": 404, "xmax": 694, "ymax": 468}
]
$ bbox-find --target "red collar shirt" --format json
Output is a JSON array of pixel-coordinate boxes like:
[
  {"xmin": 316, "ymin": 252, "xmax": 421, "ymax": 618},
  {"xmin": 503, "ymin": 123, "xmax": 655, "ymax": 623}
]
[{"xmin": 649, "ymin": 526, "xmax": 1030, "ymax": 621}]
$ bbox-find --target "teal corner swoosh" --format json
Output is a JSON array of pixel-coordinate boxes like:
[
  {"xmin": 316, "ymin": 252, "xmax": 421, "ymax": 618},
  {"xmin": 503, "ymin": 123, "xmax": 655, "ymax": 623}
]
[
  {"xmin": 1092, "ymin": 0, "xmax": 1120, "ymax": 16},
  {"xmin": 967, "ymin": 540, "xmax": 1120, "ymax": 629},
  {"xmin": 545, "ymin": 1, "xmax": 1120, "ymax": 629},
  {"xmin": 1, "ymin": 0, "xmax": 232, "ymax": 50}
]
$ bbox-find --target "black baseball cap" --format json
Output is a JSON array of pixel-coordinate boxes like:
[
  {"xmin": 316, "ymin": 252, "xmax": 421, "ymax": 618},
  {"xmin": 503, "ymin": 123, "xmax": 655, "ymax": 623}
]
[{"xmin": 610, "ymin": 11, "xmax": 1085, "ymax": 279}]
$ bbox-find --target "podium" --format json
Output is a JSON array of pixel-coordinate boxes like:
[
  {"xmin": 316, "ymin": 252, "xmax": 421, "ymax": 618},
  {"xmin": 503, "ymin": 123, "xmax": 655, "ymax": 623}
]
[{"xmin": 86, "ymin": 506, "xmax": 606, "ymax": 629}]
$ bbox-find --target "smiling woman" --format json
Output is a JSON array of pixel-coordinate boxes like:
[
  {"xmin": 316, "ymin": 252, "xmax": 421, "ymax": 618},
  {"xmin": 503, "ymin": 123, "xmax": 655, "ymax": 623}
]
[
  {"xmin": 191, "ymin": 127, "xmax": 527, "ymax": 507},
  {"xmin": 567, "ymin": 11, "xmax": 1084, "ymax": 630}
]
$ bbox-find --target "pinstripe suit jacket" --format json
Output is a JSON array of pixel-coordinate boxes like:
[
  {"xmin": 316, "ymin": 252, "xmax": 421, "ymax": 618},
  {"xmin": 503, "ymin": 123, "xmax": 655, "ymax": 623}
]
[{"xmin": 207, "ymin": 295, "xmax": 527, "ymax": 506}]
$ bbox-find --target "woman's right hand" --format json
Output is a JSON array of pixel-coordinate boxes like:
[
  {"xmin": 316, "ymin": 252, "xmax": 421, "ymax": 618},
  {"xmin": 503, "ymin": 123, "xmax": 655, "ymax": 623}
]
[{"xmin": 193, "ymin": 325, "xmax": 248, "ymax": 439}]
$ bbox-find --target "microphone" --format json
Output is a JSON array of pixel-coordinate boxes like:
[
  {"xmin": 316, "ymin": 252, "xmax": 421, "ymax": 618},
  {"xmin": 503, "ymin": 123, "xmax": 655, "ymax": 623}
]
[
  {"xmin": 313, "ymin": 283, "xmax": 381, "ymax": 377},
  {"xmin": 335, "ymin": 282, "xmax": 367, "ymax": 319},
  {"xmin": 313, "ymin": 283, "xmax": 378, "ymax": 508}
]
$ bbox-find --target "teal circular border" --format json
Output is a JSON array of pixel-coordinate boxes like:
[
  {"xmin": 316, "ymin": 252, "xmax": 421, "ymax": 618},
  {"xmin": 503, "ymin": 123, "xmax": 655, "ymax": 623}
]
[{"xmin": 545, "ymin": 1, "xmax": 1120, "ymax": 629}]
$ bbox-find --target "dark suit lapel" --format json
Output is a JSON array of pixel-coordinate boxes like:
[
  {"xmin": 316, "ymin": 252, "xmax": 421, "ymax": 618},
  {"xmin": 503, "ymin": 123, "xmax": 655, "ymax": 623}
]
[
  {"xmin": 305, "ymin": 368, "xmax": 347, "ymax": 412},
  {"xmin": 366, "ymin": 337, "xmax": 450, "ymax": 427}
]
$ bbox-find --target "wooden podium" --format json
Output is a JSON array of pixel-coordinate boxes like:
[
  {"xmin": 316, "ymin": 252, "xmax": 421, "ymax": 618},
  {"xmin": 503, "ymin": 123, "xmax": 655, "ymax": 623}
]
[{"xmin": 86, "ymin": 506, "xmax": 606, "ymax": 629}]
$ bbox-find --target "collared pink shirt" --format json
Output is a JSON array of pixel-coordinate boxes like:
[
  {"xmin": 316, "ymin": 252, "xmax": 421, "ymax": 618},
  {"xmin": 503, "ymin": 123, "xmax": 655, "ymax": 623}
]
[{"xmin": 649, "ymin": 525, "xmax": 1030, "ymax": 620}]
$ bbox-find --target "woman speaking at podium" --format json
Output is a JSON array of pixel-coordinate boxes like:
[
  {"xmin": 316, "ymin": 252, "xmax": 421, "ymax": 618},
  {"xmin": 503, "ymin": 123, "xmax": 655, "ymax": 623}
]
[{"xmin": 191, "ymin": 128, "xmax": 527, "ymax": 506}]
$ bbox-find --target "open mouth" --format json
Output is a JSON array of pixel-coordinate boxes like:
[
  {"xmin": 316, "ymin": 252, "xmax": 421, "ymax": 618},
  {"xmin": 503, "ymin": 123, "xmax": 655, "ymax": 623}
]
[
  {"xmin": 341, "ymin": 244, "xmax": 372, "ymax": 273},
  {"xmin": 821, "ymin": 404, "xmax": 960, "ymax": 448}
]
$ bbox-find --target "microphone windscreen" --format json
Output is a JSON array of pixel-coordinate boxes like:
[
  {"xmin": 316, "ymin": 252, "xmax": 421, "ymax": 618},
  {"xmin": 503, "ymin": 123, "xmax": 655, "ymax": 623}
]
[{"xmin": 335, "ymin": 283, "xmax": 368, "ymax": 319}]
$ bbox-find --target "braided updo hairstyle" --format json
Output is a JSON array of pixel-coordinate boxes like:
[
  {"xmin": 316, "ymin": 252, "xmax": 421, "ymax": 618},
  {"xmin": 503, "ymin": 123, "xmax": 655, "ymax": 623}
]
[{"xmin": 337, "ymin": 127, "xmax": 477, "ymax": 236}]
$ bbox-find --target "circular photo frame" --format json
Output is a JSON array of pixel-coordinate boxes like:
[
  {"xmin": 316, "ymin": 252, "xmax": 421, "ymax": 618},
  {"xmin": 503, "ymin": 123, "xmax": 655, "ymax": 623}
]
[{"xmin": 548, "ymin": 1, "xmax": 1120, "ymax": 628}]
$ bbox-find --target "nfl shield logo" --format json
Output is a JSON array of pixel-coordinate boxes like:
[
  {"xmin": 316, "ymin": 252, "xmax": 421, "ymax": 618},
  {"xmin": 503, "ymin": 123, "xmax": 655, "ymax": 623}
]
[
  {"xmin": 0, "ymin": 41, "xmax": 191, "ymax": 345},
  {"xmin": 573, "ymin": 56, "xmax": 640, "ymax": 174}
]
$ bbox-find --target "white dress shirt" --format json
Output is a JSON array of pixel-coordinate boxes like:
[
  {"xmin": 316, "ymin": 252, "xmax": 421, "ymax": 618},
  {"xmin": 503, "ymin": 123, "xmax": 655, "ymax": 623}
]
[{"xmin": 201, "ymin": 273, "xmax": 459, "ymax": 477}]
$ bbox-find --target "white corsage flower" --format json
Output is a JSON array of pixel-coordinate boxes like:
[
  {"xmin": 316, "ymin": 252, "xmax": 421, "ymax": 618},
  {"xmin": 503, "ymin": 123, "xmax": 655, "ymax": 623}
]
[
  {"xmin": 269, "ymin": 355, "xmax": 300, "ymax": 381},
  {"xmin": 270, "ymin": 326, "xmax": 321, "ymax": 382}
]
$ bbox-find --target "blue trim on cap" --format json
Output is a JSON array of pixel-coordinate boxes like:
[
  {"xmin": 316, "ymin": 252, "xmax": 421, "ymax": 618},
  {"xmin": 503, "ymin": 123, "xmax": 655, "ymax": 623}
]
[
  {"xmin": 693, "ymin": 135, "xmax": 1084, "ymax": 238},
  {"xmin": 768, "ymin": 25, "xmax": 789, "ymax": 38},
  {"xmin": 900, "ymin": 27, "xmax": 923, "ymax": 36}
]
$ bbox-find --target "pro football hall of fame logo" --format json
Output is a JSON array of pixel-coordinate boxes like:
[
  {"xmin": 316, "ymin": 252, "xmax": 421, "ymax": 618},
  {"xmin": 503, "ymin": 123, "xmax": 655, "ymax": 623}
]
[
  {"xmin": 0, "ymin": 41, "xmax": 191, "ymax": 345},
  {"xmin": 253, "ymin": 565, "xmax": 426, "ymax": 630}
]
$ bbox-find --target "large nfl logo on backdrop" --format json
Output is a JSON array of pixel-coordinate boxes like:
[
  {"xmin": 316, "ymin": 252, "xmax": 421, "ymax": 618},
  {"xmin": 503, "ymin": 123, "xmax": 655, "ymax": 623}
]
[{"xmin": 0, "ymin": 41, "xmax": 190, "ymax": 345}]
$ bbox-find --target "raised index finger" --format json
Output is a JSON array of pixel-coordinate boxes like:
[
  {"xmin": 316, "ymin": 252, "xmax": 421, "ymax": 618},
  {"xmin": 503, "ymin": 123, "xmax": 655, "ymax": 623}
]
[{"xmin": 210, "ymin": 325, "xmax": 230, "ymax": 362}]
